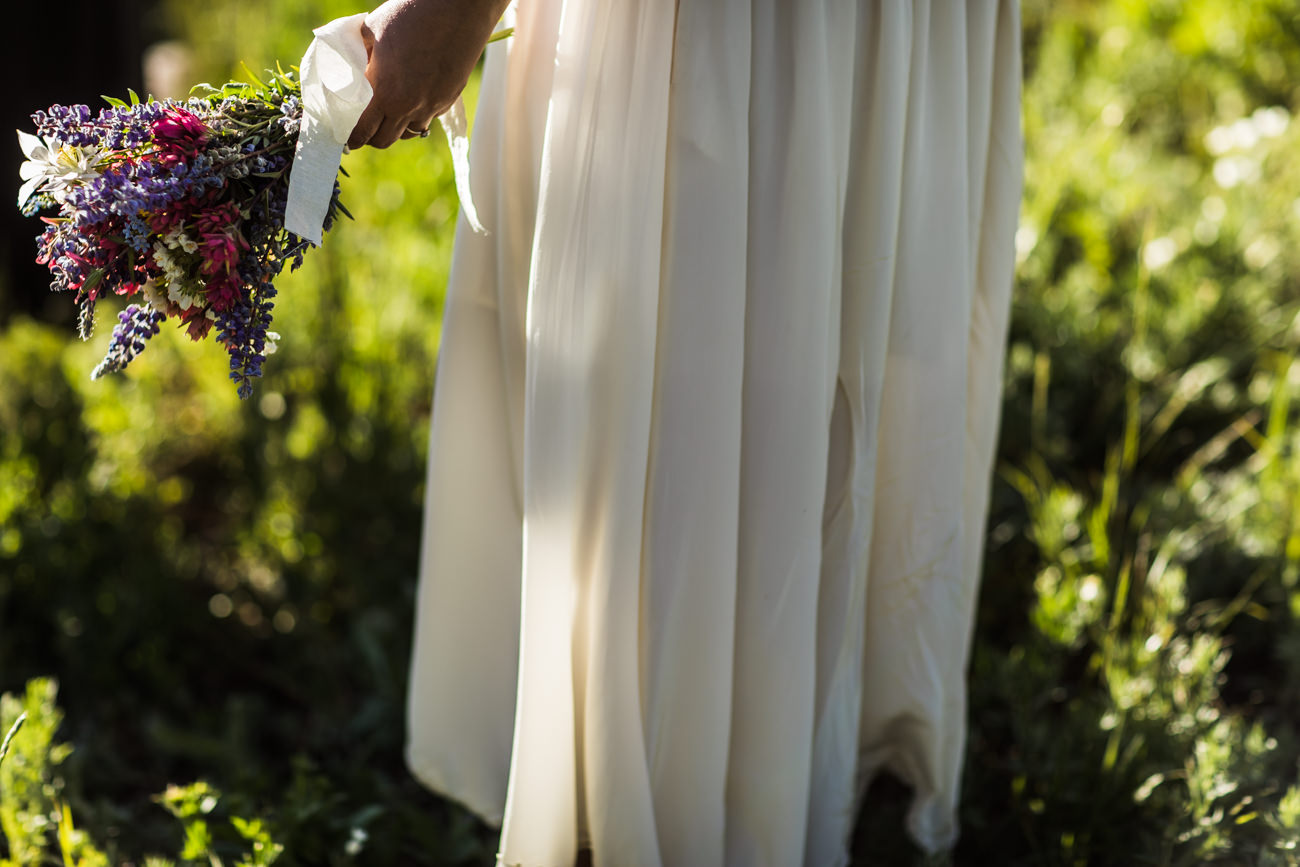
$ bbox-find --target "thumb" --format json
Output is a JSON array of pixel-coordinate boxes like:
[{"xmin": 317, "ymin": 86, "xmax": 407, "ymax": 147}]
[
  {"xmin": 360, "ymin": 18, "xmax": 375, "ymax": 59},
  {"xmin": 348, "ymin": 101, "xmax": 383, "ymax": 150}
]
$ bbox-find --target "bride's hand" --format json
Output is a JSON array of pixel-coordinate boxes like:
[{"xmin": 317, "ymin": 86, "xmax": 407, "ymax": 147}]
[{"xmin": 347, "ymin": 0, "xmax": 509, "ymax": 150}]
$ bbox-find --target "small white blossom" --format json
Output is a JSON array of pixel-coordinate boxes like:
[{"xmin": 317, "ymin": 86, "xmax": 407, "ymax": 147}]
[
  {"xmin": 167, "ymin": 283, "xmax": 195, "ymax": 311},
  {"xmin": 153, "ymin": 242, "xmax": 185, "ymax": 283},
  {"xmin": 154, "ymin": 242, "xmax": 202, "ymax": 310},
  {"xmin": 163, "ymin": 230, "xmax": 199, "ymax": 254},
  {"xmin": 140, "ymin": 279, "xmax": 169, "ymax": 311}
]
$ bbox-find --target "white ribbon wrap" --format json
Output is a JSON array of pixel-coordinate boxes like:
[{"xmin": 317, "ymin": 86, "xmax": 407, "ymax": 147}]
[
  {"xmin": 285, "ymin": 13, "xmax": 483, "ymax": 245},
  {"xmin": 285, "ymin": 13, "xmax": 371, "ymax": 245}
]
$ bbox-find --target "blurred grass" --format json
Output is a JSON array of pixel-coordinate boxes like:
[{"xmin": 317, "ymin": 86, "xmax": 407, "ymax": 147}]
[{"xmin": 3, "ymin": 0, "xmax": 1300, "ymax": 864}]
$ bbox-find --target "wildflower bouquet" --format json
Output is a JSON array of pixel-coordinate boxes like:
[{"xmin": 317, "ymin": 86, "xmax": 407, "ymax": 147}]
[{"xmin": 17, "ymin": 69, "xmax": 341, "ymax": 398}]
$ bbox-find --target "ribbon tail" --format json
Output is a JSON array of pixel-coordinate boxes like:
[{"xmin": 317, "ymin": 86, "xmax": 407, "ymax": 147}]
[{"xmin": 439, "ymin": 99, "xmax": 484, "ymax": 234}]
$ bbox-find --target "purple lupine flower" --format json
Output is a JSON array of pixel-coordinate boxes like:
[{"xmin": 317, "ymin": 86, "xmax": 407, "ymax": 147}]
[
  {"xmin": 77, "ymin": 295, "xmax": 97, "ymax": 340},
  {"xmin": 30, "ymin": 104, "xmax": 96, "ymax": 146},
  {"xmin": 95, "ymin": 102, "xmax": 174, "ymax": 150},
  {"xmin": 35, "ymin": 219, "xmax": 94, "ymax": 294},
  {"xmin": 91, "ymin": 304, "xmax": 165, "ymax": 379},
  {"xmin": 32, "ymin": 100, "xmax": 199, "ymax": 152},
  {"xmin": 216, "ymin": 286, "xmax": 274, "ymax": 399},
  {"xmin": 277, "ymin": 96, "xmax": 302, "ymax": 137},
  {"xmin": 62, "ymin": 154, "xmax": 220, "ymax": 232},
  {"xmin": 215, "ymin": 230, "xmax": 288, "ymax": 398}
]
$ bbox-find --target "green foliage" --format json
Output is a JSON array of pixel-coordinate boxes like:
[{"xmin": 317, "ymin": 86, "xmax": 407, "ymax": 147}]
[
  {"xmin": 2, "ymin": 0, "xmax": 486, "ymax": 862},
  {"xmin": 0, "ymin": 680, "xmax": 107, "ymax": 867},
  {"xmin": 947, "ymin": 0, "xmax": 1300, "ymax": 863},
  {"xmin": 153, "ymin": 780, "xmax": 284, "ymax": 867},
  {"xmin": 0, "ymin": 681, "xmax": 287, "ymax": 867}
]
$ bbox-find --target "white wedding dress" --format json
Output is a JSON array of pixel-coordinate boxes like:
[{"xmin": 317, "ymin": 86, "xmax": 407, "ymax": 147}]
[{"xmin": 405, "ymin": 1, "xmax": 1023, "ymax": 864}]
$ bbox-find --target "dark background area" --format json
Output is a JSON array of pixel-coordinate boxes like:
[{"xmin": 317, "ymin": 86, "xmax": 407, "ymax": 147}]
[{"xmin": 3, "ymin": 0, "xmax": 161, "ymax": 322}]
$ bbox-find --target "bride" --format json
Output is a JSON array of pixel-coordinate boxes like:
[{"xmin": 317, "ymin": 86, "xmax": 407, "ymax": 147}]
[{"xmin": 349, "ymin": 1, "xmax": 1023, "ymax": 864}]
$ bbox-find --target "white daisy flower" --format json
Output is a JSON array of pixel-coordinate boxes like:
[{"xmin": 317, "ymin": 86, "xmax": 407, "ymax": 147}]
[{"xmin": 17, "ymin": 130, "xmax": 106, "ymax": 208}]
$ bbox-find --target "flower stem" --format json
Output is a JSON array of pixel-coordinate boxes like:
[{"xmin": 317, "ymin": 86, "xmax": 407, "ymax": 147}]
[{"xmin": 0, "ymin": 712, "xmax": 26, "ymax": 768}]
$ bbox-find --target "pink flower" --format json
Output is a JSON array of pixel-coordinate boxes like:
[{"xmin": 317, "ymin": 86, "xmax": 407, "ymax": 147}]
[
  {"xmin": 193, "ymin": 202, "xmax": 250, "ymax": 284},
  {"xmin": 146, "ymin": 188, "xmax": 219, "ymax": 235},
  {"xmin": 204, "ymin": 270, "xmax": 243, "ymax": 312},
  {"xmin": 193, "ymin": 201, "xmax": 240, "ymax": 236},
  {"xmin": 152, "ymin": 108, "xmax": 209, "ymax": 162},
  {"xmin": 198, "ymin": 229, "xmax": 248, "ymax": 276}
]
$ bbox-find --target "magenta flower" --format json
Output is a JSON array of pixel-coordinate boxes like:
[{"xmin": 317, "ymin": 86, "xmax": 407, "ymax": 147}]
[
  {"xmin": 152, "ymin": 108, "xmax": 208, "ymax": 162},
  {"xmin": 193, "ymin": 200, "xmax": 239, "ymax": 236},
  {"xmin": 199, "ymin": 227, "xmax": 249, "ymax": 277},
  {"xmin": 204, "ymin": 270, "xmax": 242, "ymax": 312}
]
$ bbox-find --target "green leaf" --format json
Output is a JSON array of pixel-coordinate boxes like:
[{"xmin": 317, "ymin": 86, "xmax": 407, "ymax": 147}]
[
  {"xmin": 102, "ymin": 95, "xmax": 129, "ymax": 109},
  {"xmin": 127, "ymin": 88, "xmax": 141, "ymax": 106},
  {"xmin": 180, "ymin": 818, "xmax": 211, "ymax": 860},
  {"xmin": 230, "ymin": 815, "xmax": 260, "ymax": 839},
  {"xmin": 82, "ymin": 269, "xmax": 106, "ymax": 294},
  {"xmin": 239, "ymin": 62, "xmax": 267, "ymax": 91},
  {"xmin": 220, "ymin": 81, "xmax": 254, "ymax": 99}
]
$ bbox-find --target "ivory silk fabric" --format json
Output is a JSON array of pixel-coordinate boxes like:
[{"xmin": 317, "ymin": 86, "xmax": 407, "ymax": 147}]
[{"xmin": 405, "ymin": 1, "xmax": 1023, "ymax": 864}]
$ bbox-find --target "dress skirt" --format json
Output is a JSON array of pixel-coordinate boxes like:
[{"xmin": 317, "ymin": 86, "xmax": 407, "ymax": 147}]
[{"xmin": 405, "ymin": 1, "xmax": 1023, "ymax": 864}]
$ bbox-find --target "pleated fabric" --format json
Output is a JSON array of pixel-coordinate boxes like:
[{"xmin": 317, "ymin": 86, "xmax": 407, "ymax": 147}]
[{"xmin": 405, "ymin": 1, "xmax": 1023, "ymax": 864}]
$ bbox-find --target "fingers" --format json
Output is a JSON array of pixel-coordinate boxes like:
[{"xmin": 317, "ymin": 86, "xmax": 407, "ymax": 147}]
[
  {"xmin": 367, "ymin": 114, "xmax": 410, "ymax": 150},
  {"xmin": 348, "ymin": 101, "xmax": 384, "ymax": 150},
  {"xmin": 352, "ymin": 103, "xmax": 435, "ymax": 149},
  {"xmin": 349, "ymin": 107, "xmax": 434, "ymax": 149}
]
